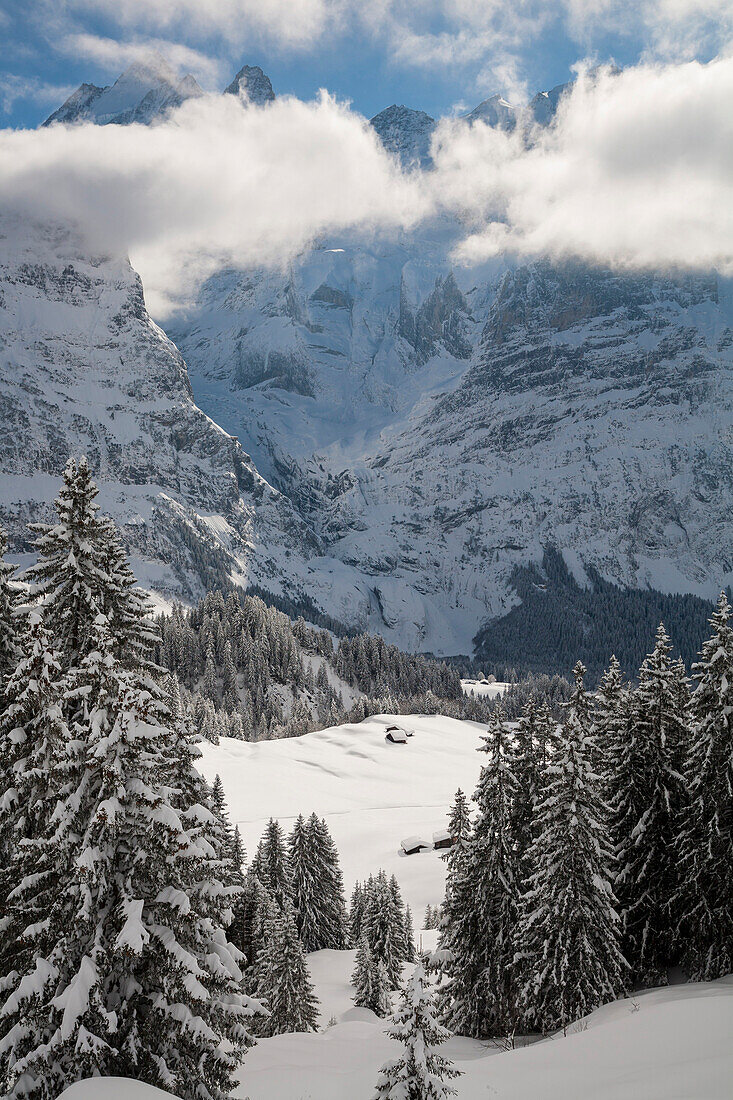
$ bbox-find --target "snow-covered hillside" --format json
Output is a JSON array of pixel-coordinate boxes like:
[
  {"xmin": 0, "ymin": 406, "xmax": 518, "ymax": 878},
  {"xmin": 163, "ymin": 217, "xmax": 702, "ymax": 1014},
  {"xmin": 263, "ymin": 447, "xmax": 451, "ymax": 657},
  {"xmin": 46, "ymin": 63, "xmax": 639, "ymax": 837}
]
[
  {"xmin": 198, "ymin": 714, "xmax": 490, "ymax": 917},
  {"xmin": 236, "ymin": 974, "xmax": 733, "ymax": 1100},
  {"xmin": 58, "ymin": 958, "xmax": 733, "ymax": 1100}
]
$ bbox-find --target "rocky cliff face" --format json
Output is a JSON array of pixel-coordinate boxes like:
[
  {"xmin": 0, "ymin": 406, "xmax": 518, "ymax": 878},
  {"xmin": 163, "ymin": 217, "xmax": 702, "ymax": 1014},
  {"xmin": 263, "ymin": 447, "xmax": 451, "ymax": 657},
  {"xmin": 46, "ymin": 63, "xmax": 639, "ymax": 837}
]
[{"xmin": 0, "ymin": 214, "xmax": 354, "ymax": 611}]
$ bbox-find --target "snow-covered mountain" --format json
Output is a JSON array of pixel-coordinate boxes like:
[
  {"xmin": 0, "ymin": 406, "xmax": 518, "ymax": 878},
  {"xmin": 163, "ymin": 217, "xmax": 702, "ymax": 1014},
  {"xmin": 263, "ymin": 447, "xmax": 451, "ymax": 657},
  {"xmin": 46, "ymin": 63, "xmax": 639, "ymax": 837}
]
[
  {"xmin": 44, "ymin": 56, "xmax": 203, "ymax": 126},
  {"xmin": 370, "ymin": 105, "xmax": 436, "ymax": 168},
  {"xmin": 224, "ymin": 64, "xmax": 275, "ymax": 105},
  {"xmin": 6, "ymin": 63, "xmax": 732, "ymax": 655},
  {"xmin": 0, "ymin": 213, "xmax": 365, "ymax": 611}
]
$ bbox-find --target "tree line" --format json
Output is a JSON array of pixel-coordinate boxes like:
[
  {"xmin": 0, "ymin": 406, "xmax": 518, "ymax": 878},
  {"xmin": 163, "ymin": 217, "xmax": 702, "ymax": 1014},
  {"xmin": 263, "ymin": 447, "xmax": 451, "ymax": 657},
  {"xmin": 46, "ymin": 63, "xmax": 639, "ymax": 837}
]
[
  {"xmin": 433, "ymin": 612, "xmax": 733, "ymax": 1037},
  {"xmin": 154, "ymin": 591, "xmax": 462, "ymax": 744}
]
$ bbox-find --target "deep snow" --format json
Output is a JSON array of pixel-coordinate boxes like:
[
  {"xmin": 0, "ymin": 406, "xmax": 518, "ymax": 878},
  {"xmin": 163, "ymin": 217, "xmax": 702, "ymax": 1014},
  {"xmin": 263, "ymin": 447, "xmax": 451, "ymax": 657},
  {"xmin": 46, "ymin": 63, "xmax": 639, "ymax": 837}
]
[
  {"xmin": 59, "ymin": 975, "xmax": 733, "ymax": 1100},
  {"xmin": 197, "ymin": 714, "xmax": 494, "ymax": 918}
]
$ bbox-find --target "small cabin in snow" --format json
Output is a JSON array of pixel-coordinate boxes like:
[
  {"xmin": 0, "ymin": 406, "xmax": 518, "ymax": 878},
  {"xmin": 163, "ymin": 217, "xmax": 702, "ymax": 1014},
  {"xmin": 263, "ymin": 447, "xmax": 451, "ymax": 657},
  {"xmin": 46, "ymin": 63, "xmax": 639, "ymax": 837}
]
[
  {"xmin": 433, "ymin": 829, "xmax": 454, "ymax": 851},
  {"xmin": 401, "ymin": 836, "xmax": 431, "ymax": 856},
  {"xmin": 385, "ymin": 725, "xmax": 408, "ymax": 744}
]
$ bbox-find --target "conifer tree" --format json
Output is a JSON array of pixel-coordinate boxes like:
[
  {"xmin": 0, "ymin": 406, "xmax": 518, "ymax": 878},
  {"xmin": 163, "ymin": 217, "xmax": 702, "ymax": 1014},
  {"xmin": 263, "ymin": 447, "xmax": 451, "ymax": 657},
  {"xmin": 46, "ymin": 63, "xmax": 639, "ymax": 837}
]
[
  {"xmin": 308, "ymin": 814, "xmax": 347, "ymax": 949},
  {"xmin": 0, "ymin": 527, "xmax": 19, "ymax": 692},
  {"xmin": 23, "ymin": 457, "xmax": 109, "ymax": 668},
  {"xmin": 594, "ymin": 655, "xmax": 627, "ymax": 795},
  {"xmin": 672, "ymin": 594, "xmax": 733, "ymax": 980},
  {"xmin": 233, "ymin": 869, "xmax": 272, "ymax": 975},
  {"xmin": 403, "ymin": 905, "xmax": 416, "ymax": 964},
  {"xmin": 255, "ymin": 902, "xmax": 319, "ymax": 1036},
  {"xmin": 362, "ymin": 871, "xmax": 405, "ymax": 988},
  {"xmin": 615, "ymin": 625, "xmax": 687, "ymax": 983},
  {"xmin": 512, "ymin": 702, "xmax": 542, "ymax": 878},
  {"xmin": 349, "ymin": 881, "xmax": 366, "ymax": 945},
  {"xmin": 443, "ymin": 789, "xmax": 471, "ymax": 872},
  {"xmin": 232, "ymin": 825, "xmax": 246, "ymax": 877},
  {"xmin": 251, "ymin": 818, "xmax": 291, "ymax": 908},
  {"xmin": 389, "ymin": 873, "xmax": 410, "ymax": 963},
  {"xmin": 0, "ymin": 614, "xmax": 70, "ymax": 1015},
  {"xmin": 290, "ymin": 814, "xmax": 347, "ymax": 952},
  {"xmin": 352, "ymin": 936, "xmax": 391, "ymax": 1017},
  {"xmin": 374, "ymin": 963, "xmax": 460, "ymax": 1100},
  {"xmin": 437, "ymin": 708, "xmax": 520, "ymax": 1038},
  {"xmin": 517, "ymin": 663, "xmax": 627, "ymax": 1033},
  {"xmin": 1, "ymin": 612, "xmax": 260, "ymax": 1099}
]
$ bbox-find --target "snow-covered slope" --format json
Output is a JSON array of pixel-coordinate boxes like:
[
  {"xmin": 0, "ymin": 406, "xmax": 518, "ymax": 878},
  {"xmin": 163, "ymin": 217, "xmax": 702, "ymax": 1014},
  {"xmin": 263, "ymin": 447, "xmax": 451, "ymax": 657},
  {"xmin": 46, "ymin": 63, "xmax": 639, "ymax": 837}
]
[
  {"xmin": 44, "ymin": 56, "xmax": 203, "ymax": 126},
  {"xmin": 198, "ymin": 714, "xmax": 492, "ymax": 917},
  {"xmin": 236, "ymin": 975, "xmax": 733, "ymax": 1100},
  {"xmin": 172, "ymin": 221, "xmax": 733, "ymax": 650}
]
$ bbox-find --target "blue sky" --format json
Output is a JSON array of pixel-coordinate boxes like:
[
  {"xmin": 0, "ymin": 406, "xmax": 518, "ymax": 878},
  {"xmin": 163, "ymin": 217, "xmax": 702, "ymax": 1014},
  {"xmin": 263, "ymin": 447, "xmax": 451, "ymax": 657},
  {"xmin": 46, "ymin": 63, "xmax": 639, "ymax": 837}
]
[{"xmin": 1, "ymin": 0, "xmax": 728, "ymax": 129}]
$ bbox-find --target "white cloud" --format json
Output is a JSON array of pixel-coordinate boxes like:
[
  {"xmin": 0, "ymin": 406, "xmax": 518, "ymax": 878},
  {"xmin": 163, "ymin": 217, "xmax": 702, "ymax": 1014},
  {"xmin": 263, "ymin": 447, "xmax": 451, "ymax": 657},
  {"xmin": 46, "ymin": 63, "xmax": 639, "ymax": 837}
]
[
  {"xmin": 57, "ymin": 33, "xmax": 226, "ymax": 87},
  {"xmin": 0, "ymin": 92, "xmax": 428, "ymax": 314},
  {"xmin": 0, "ymin": 58, "xmax": 730, "ymax": 317},
  {"xmin": 433, "ymin": 58, "xmax": 733, "ymax": 273},
  {"xmin": 60, "ymin": 0, "xmax": 344, "ymax": 50}
]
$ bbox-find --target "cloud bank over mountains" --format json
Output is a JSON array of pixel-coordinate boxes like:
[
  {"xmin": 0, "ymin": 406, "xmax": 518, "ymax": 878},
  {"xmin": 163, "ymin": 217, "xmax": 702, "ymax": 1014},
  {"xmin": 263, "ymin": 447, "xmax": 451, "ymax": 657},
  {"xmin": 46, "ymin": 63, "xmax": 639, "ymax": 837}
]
[{"xmin": 0, "ymin": 57, "xmax": 730, "ymax": 315}]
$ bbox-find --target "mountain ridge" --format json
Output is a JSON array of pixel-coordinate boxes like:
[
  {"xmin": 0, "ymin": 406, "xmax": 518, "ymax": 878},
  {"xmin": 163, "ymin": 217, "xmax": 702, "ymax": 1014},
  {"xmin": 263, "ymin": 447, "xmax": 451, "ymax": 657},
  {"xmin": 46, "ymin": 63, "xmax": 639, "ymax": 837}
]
[{"xmin": 6, "ymin": 61, "xmax": 732, "ymax": 658}]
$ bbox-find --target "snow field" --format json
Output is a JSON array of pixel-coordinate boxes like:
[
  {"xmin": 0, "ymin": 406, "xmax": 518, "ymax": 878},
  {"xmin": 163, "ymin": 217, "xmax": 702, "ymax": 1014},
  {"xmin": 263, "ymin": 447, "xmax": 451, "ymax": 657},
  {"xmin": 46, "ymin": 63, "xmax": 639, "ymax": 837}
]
[
  {"xmin": 198, "ymin": 714, "xmax": 493, "ymax": 917},
  {"xmin": 59, "ymin": 976, "xmax": 733, "ymax": 1100},
  {"xmin": 237, "ymin": 972, "xmax": 733, "ymax": 1100},
  {"xmin": 460, "ymin": 679, "xmax": 509, "ymax": 699}
]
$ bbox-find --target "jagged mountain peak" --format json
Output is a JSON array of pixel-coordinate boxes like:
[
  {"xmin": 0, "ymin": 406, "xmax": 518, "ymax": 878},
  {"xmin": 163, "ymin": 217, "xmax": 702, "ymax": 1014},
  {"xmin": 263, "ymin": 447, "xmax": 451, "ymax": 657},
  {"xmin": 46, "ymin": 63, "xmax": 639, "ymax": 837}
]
[
  {"xmin": 44, "ymin": 54, "xmax": 203, "ymax": 127},
  {"xmin": 224, "ymin": 64, "xmax": 275, "ymax": 105},
  {"xmin": 464, "ymin": 93, "xmax": 517, "ymax": 129},
  {"xmin": 370, "ymin": 104, "xmax": 436, "ymax": 167}
]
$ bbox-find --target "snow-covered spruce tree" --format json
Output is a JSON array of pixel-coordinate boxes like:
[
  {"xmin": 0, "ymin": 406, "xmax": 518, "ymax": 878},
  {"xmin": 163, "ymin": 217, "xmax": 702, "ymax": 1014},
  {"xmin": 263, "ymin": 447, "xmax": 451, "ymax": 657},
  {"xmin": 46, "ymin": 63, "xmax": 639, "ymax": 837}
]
[
  {"xmin": 234, "ymin": 871, "xmax": 275, "ymax": 983},
  {"xmin": 251, "ymin": 818, "xmax": 292, "ymax": 908},
  {"xmin": 0, "ymin": 613, "xmax": 70, "ymax": 1056},
  {"xmin": 594, "ymin": 655, "xmax": 627, "ymax": 791},
  {"xmin": 1, "ymin": 612, "xmax": 261, "ymax": 1098},
  {"xmin": 352, "ymin": 934, "xmax": 375, "ymax": 1008},
  {"xmin": 349, "ymin": 881, "xmax": 366, "ymax": 945},
  {"xmin": 209, "ymin": 773, "xmax": 242, "ymax": 887},
  {"xmin": 443, "ymin": 789, "xmax": 471, "ymax": 872},
  {"xmin": 517, "ymin": 663, "xmax": 627, "ymax": 1033},
  {"xmin": 0, "ymin": 527, "xmax": 20, "ymax": 692},
  {"xmin": 614, "ymin": 625, "xmax": 688, "ymax": 984},
  {"xmin": 97, "ymin": 516, "xmax": 158, "ymax": 673},
  {"xmin": 403, "ymin": 906, "xmax": 416, "ymax": 964},
  {"xmin": 672, "ymin": 594, "xmax": 733, "ymax": 980},
  {"xmin": 232, "ymin": 826, "xmax": 246, "ymax": 878},
  {"xmin": 373, "ymin": 962, "xmax": 460, "ymax": 1100},
  {"xmin": 352, "ymin": 936, "xmax": 391, "ymax": 1018},
  {"xmin": 389, "ymin": 874, "xmax": 410, "ymax": 964},
  {"xmin": 436, "ymin": 708, "xmax": 520, "ymax": 1039},
  {"xmin": 307, "ymin": 814, "xmax": 347, "ymax": 949},
  {"xmin": 254, "ymin": 902, "xmax": 319, "ymax": 1036},
  {"xmin": 23, "ymin": 457, "xmax": 109, "ymax": 668},
  {"xmin": 362, "ymin": 870, "xmax": 406, "ymax": 988},
  {"xmin": 289, "ymin": 814, "xmax": 347, "ymax": 952},
  {"xmin": 512, "ymin": 702, "xmax": 543, "ymax": 879}
]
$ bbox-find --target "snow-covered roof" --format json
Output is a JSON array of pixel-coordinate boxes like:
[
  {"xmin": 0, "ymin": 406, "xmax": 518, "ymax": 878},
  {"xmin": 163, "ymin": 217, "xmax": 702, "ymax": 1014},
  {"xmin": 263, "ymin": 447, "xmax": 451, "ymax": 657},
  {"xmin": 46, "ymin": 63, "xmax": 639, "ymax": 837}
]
[
  {"xmin": 385, "ymin": 726, "xmax": 408, "ymax": 742},
  {"xmin": 401, "ymin": 835, "xmax": 431, "ymax": 852},
  {"xmin": 432, "ymin": 829, "xmax": 452, "ymax": 843}
]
